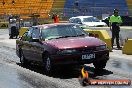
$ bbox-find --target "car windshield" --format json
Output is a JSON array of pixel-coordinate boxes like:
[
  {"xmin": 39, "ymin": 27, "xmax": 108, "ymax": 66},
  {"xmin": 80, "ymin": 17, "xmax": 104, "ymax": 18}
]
[
  {"xmin": 41, "ymin": 25, "xmax": 88, "ymax": 40},
  {"xmin": 83, "ymin": 17, "xmax": 100, "ymax": 22}
]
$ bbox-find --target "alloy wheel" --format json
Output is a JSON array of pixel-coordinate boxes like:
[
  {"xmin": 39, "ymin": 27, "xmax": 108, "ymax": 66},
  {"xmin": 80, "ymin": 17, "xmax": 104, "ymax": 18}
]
[{"xmin": 45, "ymin": 57, "xmax": 51, "ymax": 72}]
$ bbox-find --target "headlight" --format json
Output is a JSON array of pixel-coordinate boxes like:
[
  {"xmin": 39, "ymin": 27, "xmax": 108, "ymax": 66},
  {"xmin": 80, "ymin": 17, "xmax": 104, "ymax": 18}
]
[
  {"xmin": 57, "ymin": 49, "xmax": 78, "ymax": 54},
  {"xmin": 96, "ymin": 45, "xmax": 107, "ymax": 50}
]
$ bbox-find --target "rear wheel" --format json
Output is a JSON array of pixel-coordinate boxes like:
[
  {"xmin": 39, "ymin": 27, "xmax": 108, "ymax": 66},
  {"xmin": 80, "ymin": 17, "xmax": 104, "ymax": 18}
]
[
  {"xmin": 20, "ymin": 51, "xmax": 28, "ymax": 66},
  {"xmin": 9, "ymin": 34, "xmax": 13, "ymax": 39}
]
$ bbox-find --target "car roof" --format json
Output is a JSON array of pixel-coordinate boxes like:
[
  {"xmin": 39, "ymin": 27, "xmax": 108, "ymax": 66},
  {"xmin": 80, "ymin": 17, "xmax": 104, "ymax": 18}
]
[
  {"xmin": 70, "ymin": 16, "xmax": 93, "ymax": 19},
  {"xmin": 35, "ymin": 23, "xmax": 80, "ymax": 29}
]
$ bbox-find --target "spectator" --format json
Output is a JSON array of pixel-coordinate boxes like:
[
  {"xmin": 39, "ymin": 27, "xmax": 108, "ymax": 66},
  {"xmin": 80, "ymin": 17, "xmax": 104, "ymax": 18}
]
[
  {"xmin": 52, "ymin": 14, "xmax": 59, "ymax": 23},
  {"xmin": 74, "ymin": 0, "xmax": 79, "ymax": 7},
  {"xmin": 109, "ymin": 9, "xmax": 122, "ymax": 49}
]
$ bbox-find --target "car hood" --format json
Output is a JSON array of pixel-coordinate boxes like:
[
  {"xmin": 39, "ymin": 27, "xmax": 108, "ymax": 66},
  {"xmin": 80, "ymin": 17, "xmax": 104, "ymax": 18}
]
[
  {"xmin": 44, "ymin": 36, "xmax": 105, "ymax": 49},
  {"xmin": 83, "ymin": 22, "xmax": 106, "ymax": 27}
]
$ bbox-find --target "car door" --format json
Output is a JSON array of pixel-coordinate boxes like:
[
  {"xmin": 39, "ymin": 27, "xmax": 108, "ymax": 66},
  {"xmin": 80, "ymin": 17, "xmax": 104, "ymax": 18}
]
[
  {"xmin": 29, "ymin": 27, "xmax": 43, "ymax": 61},
  {"xmin": 22, "ymin": 27, "xmax": 33, "ymax": 60}
]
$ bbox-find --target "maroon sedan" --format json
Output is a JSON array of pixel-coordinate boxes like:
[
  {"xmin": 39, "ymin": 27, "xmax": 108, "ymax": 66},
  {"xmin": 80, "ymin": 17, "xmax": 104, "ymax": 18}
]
[{"xmin": 16, "ymin": 23, "xmax": 109, "ymax": 74}]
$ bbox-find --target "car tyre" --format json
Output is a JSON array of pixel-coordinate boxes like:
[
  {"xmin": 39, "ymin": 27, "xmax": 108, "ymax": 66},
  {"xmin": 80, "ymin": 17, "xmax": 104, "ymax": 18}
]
[
  {"xmin": 20, "ymin": 51, "xmax": 28, "ymax": 66},
  {"xmin": 43, "ymin": 54, "xmax": 54, "ymax": 75},
  {"xmin": 93, "ymin": 60, "xmax": 107, "ymax": 71},
  {"xmin": 9, "ymin": 35, "xmax": 13, "ymax": 39}
]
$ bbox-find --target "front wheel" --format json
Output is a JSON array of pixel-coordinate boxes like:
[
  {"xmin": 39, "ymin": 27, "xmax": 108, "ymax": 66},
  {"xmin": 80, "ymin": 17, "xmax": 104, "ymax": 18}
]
[
  {"xmin": 43, "ymin": 54, "xmax": 54, "ymax": 75},
  {"xmin": 93, "ymin": 60, "xmax": 107, "ymax": 71}
]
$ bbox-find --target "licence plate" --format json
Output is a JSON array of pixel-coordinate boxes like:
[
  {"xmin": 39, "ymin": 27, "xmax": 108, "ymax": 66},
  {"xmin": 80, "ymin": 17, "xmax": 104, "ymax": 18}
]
[{"xmin": 82, "ymin": 53, "xmax": 95, "ymax": 60}]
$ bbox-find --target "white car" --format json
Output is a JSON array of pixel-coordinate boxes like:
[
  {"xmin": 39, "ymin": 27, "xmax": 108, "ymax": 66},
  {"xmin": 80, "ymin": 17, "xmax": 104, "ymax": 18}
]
[{"xmin": 69, "ymin": 16, "xmax": 107, "ymax": 27}]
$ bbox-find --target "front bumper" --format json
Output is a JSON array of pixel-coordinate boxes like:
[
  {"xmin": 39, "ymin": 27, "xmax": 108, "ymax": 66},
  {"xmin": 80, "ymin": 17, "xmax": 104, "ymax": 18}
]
[{"xmin": 51, "ymin": 50, "xmax": 109, "ymax": 65}]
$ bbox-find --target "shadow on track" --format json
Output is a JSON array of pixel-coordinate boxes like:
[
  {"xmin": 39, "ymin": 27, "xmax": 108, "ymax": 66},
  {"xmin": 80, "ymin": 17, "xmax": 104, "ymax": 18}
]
[{"xmin": 16, "ymin": 63, "xmax": 113, "ymax": 79}]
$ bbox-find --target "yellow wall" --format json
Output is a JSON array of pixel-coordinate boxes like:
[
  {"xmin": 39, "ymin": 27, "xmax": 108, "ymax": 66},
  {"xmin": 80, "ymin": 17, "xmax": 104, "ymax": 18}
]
[{"xmin": 126, "ymin": 0, "xmax": 132, "ymax": 15}]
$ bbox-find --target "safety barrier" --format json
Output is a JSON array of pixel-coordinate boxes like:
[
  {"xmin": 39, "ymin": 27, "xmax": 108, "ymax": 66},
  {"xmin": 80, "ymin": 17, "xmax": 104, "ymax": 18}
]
[
  {"xmin": 0, "ymin": 22, "xmax": 8, "ymax": 29},
  {"xmin": 122, "ymin": 39, "xmax": 132, "ymax": 55},
  {"xmin": 19, "ymin": 27, "xmax": 29, "ymax": 37},
  {"xmin": 84, "ymin": 29, "xmax": 112, "ymax": 51}
]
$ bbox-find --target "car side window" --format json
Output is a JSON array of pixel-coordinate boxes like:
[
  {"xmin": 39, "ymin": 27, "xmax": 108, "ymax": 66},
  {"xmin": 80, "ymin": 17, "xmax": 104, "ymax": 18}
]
[
  {"xmin": 74, "ymin": 19, "xmax": 77, "ymax": 23},
  {"xmin": 75, "ymin": 18, "xmax": 81, "ymax": 24},
  {"xmin": 22, "ymin": 27, "xmax": 33, "ymax": 41},
  {"xmin": 31, "ymin": 27, "xmax": 40, "ymax": 39}
]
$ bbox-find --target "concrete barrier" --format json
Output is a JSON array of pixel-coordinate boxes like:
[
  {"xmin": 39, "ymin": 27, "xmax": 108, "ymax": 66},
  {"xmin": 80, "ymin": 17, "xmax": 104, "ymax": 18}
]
[
  {"xmin": 84, "ymin": 29, "xmax": 112, "ymax": 51},
  {"xmin": 122, "ymin": 39, "xmax": 132, "ymax": 55},
  {"xmin": 19, "ymin": 27, "xmax": 29, "ymax": 37},
  {"xmin": 0, "ymin": 22, "xmax": 8, "ymax": 29}
]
